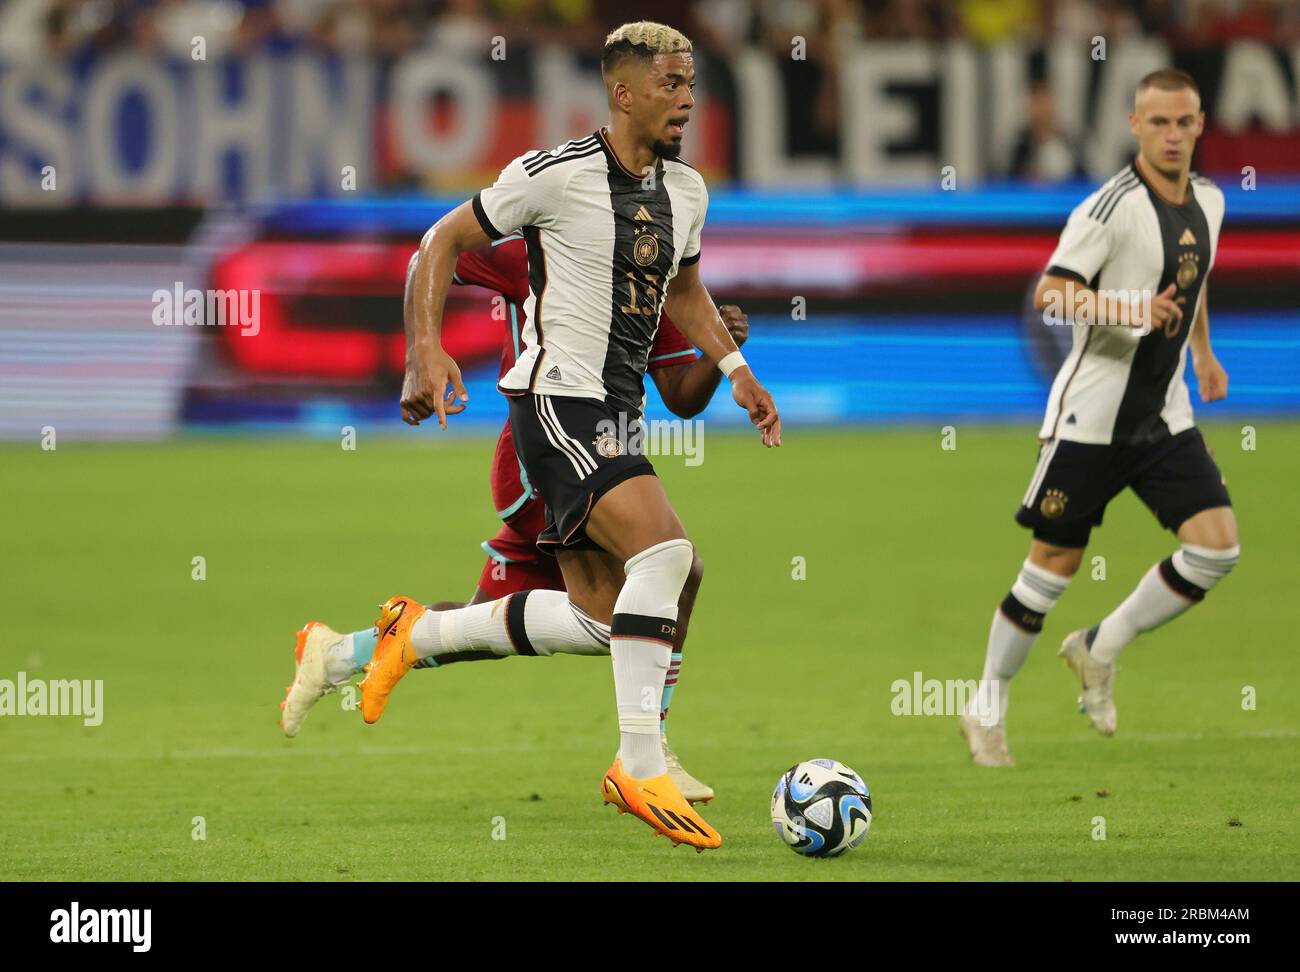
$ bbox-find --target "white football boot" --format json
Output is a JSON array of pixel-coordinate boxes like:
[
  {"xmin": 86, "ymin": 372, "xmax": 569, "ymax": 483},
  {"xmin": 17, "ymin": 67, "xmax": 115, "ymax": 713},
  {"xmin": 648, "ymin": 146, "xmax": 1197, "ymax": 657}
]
[
  {"xmin": 662, "ymin": 736, "xmax": 715, "ymax": 804},
  {"xmin": 279, "ymin": 621, "xmax": 346, "ymax": 738},
  {"xmin": 1059, "ymin": 628, "xmax": 1117, "ymax": 736},
  {"xmin": 959, "ymin": 710, "xmax": 1015, "ymax": 767}
]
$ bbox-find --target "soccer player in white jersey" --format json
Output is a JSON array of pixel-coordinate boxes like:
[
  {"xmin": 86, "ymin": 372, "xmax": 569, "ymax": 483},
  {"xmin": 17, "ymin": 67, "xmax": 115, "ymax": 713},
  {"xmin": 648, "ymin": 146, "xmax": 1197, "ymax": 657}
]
[
  {"xmin": 358, "ymin": 22, "xmax": 780, "ymax": 849},
  {"xmin": 961, "ymin": 69, "xmax": 1240, "ymax": 767}
]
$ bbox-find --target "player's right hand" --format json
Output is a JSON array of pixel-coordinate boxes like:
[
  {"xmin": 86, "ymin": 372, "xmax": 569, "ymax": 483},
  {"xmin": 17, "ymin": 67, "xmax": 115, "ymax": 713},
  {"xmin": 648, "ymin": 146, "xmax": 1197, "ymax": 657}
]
[
  {"xmin": 400, "ymin": 346, "xmax": 468, "ymax": 430},
  {"xmin": 1132, "ymin": 283, "xmax": 1182, "ymax": 336},
  {"xmin": 731, "ymin": 369, "xmax": 781, "ymax": 448}
]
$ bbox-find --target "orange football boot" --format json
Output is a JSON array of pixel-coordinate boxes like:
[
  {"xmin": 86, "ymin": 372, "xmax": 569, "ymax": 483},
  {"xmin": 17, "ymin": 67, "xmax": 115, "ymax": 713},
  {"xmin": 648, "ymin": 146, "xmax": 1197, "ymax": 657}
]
[
  {"xmin": 601, "ymin": 757, "xmax": 723, "ymax": 852},
  {"xmin": 358, "ymin": 595, "xmax": 425, "ymax": 724}
]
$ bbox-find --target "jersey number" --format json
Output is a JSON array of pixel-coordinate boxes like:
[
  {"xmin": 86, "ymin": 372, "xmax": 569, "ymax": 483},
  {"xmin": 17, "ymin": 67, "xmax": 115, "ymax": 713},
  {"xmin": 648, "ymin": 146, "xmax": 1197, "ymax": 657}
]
[
  {"xmin": 1154, "ymin": 296, "xmax": 1186, "ymax": 340},
  {"xmin": 620, "ymin": 271, "xmax": 660, "ymax": 317}
]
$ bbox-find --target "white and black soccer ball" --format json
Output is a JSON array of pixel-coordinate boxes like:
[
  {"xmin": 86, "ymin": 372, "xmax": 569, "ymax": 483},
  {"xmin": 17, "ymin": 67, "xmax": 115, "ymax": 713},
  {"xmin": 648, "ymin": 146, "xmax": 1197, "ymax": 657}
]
[{"xmin": 771, "ymin": 758, "xmax": 872, "ymax": 857}]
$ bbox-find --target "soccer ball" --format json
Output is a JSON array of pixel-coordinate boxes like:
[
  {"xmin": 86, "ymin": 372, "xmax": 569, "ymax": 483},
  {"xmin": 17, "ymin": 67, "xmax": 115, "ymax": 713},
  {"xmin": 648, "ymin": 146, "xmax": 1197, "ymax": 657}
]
[{"xmin": 771, "ymin": 758, "xmax": 872, "ymax": 857}]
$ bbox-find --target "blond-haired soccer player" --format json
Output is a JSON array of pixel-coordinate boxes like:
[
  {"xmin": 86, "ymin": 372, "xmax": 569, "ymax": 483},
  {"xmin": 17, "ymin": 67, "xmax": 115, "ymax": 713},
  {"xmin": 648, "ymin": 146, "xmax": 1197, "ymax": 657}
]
[
  {"xmin": 360, "ymin": 22, "xmax": 781, "ymax": 848},
  {"xmin": 961, "ymin": 69, "xmax": 1238, "ymax": 766}
]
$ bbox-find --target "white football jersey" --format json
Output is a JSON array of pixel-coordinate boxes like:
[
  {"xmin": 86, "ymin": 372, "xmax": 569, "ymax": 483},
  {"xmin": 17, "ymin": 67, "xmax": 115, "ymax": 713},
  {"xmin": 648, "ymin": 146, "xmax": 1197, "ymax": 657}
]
[
  {"xmin": 472, "ymin": 128, "xmax": 707, "ymax": 413},
  {"xmin": 1038, "ymin": 162, "xmax": 1224, "ymax": 446}
]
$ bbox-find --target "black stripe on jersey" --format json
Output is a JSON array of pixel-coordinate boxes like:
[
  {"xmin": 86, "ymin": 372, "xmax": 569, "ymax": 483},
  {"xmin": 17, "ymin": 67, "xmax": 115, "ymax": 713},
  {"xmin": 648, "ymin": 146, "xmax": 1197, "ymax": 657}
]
[
  {"xmin": 472, "ymin": 191, "xmax": 503, "ymax": 240},
  {"xmin": 1086, "ymin": 176, "xmax": 1130, "ymax": 219},
  {"xmin": 497, "ymin": 349, "xmax": 546, "ymax": 398},
  {"xmin": 524, "ymin": 135, "xmax": 597, "ymax": 164},
  {"xmin": 1045, "ymin": 265, "xmax": 1088, "ymax": 285},
  {"xmin": 523, "ymin": 137, "xmax": 599, "ymax": 175},
  {"xmin": 1088, "ymin": 171, "xmax": 1139, "ymax": 221},
  {"xmin": 1111, "ymin": 176, "xmax": 1212, "ymax": 443},
  {"xmin": 527, "ymin": 146, "xmax": 604, "ymax": 178},
  {"xmin": 596, "ymin": 127, "xmax": 662, "ymax": 181},
  {"xmin": 600, "ymin": 138, "xmax": 677, "ymax": 413},
  {"xmin": 498, "ymin": 226, "xmax": 549, "ymax": 398},
  {"xmin": 1096, "ymin": 178, "xmax": 1140, "ymax": 223},
  {"xmin": 521, "ymin": 226, "xmax": 547, "ymax": 346},
  {"xmin": 1049, "ymin": 327, "xmax": 1094, "ymax": 440}
]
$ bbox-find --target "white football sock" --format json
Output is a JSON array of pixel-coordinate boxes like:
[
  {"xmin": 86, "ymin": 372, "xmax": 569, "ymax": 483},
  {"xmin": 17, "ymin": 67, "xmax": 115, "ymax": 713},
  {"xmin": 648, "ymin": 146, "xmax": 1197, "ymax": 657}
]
[
  {"xmin": 610, "ymin": 539, "xmax": 693, "ymax": 779},
  {"xmin": 612, "ymin": 651, "xmax": 668, "ymax": 774},
  {"xmin": 325, "ymin": 633, "xmax": 361, "ymax": 684},
  {"xmin": 976, "ymin": 612, "xmax": 1031, "ymax": 724},
  {"xmin": 970, "ymin": 559, "xmax": 1071, "ymax": 723},
  {"xmin": 1088, "ymin": 545, "xmax": 1239, "ymax": 664},
  {"xmin": 408, "ymin": 590, "xmax": 609, "ymax": 660}
]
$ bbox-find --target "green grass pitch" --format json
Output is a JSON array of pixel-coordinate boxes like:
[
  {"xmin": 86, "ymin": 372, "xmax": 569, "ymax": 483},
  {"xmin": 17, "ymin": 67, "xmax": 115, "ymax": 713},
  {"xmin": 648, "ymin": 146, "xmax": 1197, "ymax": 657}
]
[{"xmin": 2, "ymin": 422, "xmax": 1297, "ymax": 881}]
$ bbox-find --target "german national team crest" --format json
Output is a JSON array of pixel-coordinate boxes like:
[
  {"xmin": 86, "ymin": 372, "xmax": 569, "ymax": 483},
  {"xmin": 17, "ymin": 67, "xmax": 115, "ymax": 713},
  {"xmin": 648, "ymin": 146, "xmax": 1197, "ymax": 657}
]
[
  {"xmin": 634, "ymin": 233, "xmax": 659, "ymax": 267},
  {"xmin": 1176, "ymin": 253, "xmax": 1199, "ymax": 289},
  {"xmin": 594, "ymin": 432, "xmax": 625, "ymax": 459},
  {"xmin": 1040, "ymin": 488, "xmax": 1068, "ymax": 519}
]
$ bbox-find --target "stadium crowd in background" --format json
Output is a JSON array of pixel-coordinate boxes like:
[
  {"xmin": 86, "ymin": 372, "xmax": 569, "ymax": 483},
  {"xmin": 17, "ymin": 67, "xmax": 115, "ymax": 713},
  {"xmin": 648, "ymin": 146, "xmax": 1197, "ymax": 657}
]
[{"xmin": 1, "ymin": 0, "xmax": 1297, "ymax": 61}]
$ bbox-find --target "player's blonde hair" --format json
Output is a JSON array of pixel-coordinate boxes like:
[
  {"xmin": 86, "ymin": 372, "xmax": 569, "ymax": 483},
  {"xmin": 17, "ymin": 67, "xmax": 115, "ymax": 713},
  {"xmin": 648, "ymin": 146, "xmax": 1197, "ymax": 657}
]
[
  {"xmin": 601, "ymin": 21, "xmax": 692, "ymax": 76},
  {"xmin": 1135, "ymin": 67, "xmax": 1200, "ymax": 112}
]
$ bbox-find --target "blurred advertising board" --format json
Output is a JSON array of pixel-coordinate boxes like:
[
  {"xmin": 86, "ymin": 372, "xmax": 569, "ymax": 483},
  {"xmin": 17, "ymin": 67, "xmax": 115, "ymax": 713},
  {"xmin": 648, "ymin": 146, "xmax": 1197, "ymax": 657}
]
[{"xmin": 4, "ymin": 40, "xmax": 1300, "ymax": 205}]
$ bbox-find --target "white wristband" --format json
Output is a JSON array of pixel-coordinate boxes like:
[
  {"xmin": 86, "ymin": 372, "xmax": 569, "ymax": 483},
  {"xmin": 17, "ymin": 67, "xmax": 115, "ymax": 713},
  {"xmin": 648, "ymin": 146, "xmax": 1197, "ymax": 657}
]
[{"xmin": 718, "ymin": 351, "xmax": 747, "ymax": 378}]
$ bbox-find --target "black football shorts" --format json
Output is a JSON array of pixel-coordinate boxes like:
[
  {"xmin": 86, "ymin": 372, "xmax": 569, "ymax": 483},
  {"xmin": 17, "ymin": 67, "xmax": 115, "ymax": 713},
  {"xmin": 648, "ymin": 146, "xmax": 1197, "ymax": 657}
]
[
  {"xmin": 507, "ymin": 392, "xmax": 656, "ymax": 553},
  {"xmin": 1015, "ymin": 427, "xmax": 1232, "ymax": 549}
]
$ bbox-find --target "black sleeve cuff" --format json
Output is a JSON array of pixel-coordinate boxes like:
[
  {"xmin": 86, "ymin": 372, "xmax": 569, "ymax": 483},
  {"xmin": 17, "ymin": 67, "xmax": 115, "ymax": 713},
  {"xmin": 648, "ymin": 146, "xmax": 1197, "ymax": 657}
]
[
  {"xmin": 1045, "ymin": 265, "xmax": 1088, "ymax": 285},
  {"xmin": 679, "ymin": 249, "xmax": 701, "ymax": 267},
  {"xmin": 472, "ymin": 192, "xmax": 503, "ymax": 240}
]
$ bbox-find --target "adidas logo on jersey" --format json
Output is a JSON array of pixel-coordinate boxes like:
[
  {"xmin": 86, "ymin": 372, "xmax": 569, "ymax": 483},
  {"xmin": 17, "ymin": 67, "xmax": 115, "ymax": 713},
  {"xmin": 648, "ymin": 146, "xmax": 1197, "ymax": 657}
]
[
  {"xmin": 1179, "ymin": 228, "xmax": 1197, "ymax": 245},
  {"xmin": 546, "ymin": 365, "xmax": 562, "ymax": 381},
  {"xmin": 633, "ymin": 205, "xmax": 654, "ymax": 223}
]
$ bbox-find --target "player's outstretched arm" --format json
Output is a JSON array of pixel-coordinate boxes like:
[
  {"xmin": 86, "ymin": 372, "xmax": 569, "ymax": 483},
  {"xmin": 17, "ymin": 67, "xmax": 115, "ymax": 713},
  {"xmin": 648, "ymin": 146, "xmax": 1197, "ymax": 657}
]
[
  {"xmin": 664, "ymin": 264, "xmax": 780, "ymax": 447},
  {"xmin": 1190, "ymin": 285, "xmax": 1227, "ymax": 402},
  {"xmin": 652, "ymin": 304, "xmax": 749, "ymax": 418},
  {"xmin": 1034, "ymin": 272, "xmax": 1183, "ymax": 337},
  {"xmin": 403, "ymin": 201, "xmax": 492, "ymax": 429}
]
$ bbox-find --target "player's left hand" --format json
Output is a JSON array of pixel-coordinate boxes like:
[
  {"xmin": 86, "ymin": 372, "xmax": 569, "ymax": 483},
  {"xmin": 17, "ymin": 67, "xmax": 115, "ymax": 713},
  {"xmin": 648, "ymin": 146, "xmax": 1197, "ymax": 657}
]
[
  {"xmin": 731, "ymin": 369, "xmax": 781, "ymax": 448},
  {"xmin": 1194, "ymin": 353, "xmax": 1228, "ymax": 403},
  {"xmin": 718, "ymin": 304, "xmax": 749, "ymax": 348}
]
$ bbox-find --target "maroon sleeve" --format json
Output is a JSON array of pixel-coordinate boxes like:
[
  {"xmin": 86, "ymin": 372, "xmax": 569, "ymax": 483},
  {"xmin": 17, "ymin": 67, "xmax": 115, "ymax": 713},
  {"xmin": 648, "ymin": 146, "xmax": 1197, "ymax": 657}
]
[
  {"xmin": 453, "ymin": 236, "xmax": 530, "ymax": 303},
  {"xmin": 647, "ymin": 312, "xmax": 697, "ymax": 371}
]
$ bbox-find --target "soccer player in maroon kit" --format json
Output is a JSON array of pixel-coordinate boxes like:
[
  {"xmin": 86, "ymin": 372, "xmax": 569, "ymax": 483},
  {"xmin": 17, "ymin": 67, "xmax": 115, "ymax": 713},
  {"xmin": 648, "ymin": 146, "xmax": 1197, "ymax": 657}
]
[{"xmin": 281, "ymin": 233, "xmax": 748, "ymax": 802}]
